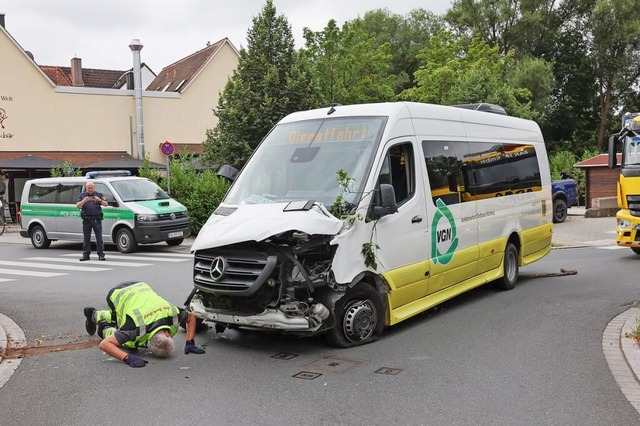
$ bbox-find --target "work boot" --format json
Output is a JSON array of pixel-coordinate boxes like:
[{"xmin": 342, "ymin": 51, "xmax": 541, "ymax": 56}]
[{"xmin": 84, "ymin": 307, "xmax": 96, "ymax": 335}]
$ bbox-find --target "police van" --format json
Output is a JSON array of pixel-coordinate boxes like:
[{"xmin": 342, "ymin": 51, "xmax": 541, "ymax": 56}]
[
  {"xmin": 19, "ymin": 171, "xmax": 191, "ymax": 253},
  {"xmin": 187, "ymin": 102, "xmax": 553, "ymax": 347}
]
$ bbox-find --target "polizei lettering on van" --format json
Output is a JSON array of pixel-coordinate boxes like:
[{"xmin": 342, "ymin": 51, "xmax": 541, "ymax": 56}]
[{"xmin": 188, "ymin": 102, "xmax": 553, "ymax": 348}]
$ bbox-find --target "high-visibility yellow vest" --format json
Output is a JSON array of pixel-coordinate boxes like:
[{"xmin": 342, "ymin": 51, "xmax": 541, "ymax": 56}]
[{"xmin": 106, "ymin": 281, "xmax": 179, "ymax": 348}]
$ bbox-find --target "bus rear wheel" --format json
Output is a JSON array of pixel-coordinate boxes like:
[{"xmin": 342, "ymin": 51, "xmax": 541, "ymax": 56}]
[
  {"xmin": 631, "ymin": 248, "xmax": 640, "ymax": 255},
  {"xmin": 496, "ymin": 242, "xmax": 519, "ymax": 290}
]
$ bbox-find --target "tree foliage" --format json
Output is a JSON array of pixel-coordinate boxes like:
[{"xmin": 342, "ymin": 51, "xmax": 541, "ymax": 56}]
[
  {"xmin": 202, "ymin": 0, "xmax": 316, "ymax": 170},
  {"xmin": 301, "ymin": 19, "xmax": 396, "ymax": 105},
  {"xmin": 400, "ymin": 31, "xmax": 552, "ymax": 119},
  {"xmin": 50, "ymin": 161, "xmax": 82, "ymax": 177},
  {"xmin": 138, "ymin": 153, "xmax": 229, "ymax": 234}
]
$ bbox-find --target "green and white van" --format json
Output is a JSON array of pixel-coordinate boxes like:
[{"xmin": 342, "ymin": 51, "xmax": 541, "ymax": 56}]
[{"xmin": 19, "ymin": 171, "xmax": 191, "ymax": 253}]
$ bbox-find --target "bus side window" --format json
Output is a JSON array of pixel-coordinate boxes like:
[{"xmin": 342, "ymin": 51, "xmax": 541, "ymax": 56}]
[
  {"xmin": 422, "ymin": 140, "xmax": 470, "ymax": 205},
  {"xmin": 377, "ymin": 143, "xmax": 414, "ymax": 206}
]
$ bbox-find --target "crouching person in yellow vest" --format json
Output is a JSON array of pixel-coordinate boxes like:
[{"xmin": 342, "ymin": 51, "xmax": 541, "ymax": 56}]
[{"xmin": 83, "ymin": 281, "xmax": 206, "ymax": 367}]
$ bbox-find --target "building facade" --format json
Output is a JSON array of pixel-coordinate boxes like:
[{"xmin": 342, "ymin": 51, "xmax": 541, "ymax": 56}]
[{"xmin": 0, "ymin": 14, "xmax": 238, "ymax": 219}]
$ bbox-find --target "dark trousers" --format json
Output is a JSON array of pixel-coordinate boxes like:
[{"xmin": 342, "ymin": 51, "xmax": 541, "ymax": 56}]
[{"xmin": 82, "ymin": 218, "xmax": 104, "ymax": 257}]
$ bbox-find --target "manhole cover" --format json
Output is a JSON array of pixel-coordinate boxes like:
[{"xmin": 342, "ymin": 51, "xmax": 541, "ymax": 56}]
[
  {"xmin": 304, "ymin": 355, "xmax": 363, "ymax": 373},
  {"xmin": 271, "ymin": 352, "xmax": 298, "ymax": 360},
  {"xmin": 293, "ymin": 371, "xmax": 322, "ymax": 380},
  {"xmin": 374, "ymin": 367, "xmax": 403, "ymax": 375}
]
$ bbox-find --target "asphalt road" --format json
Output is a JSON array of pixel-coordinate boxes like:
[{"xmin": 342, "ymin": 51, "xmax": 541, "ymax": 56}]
[{"xmin": 0, "ymin": 238, "xmax": 639, "ymax": 425}]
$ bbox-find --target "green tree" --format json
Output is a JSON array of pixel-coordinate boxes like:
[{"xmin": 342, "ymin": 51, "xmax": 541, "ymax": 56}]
[
  {"xmin": 588, "ymin": 0, "xmax": 640, "ymax": 149},
  {"xmin": 138, "ymin": 153, "xmax": 229, "ymax": 234},
  {"xmin": 50, "ymin": 160, "xmax": 82, "ymax": 177},
  {"xmin": 359, "ymin": 8, "xmax": 445, "ymax": 94},
  {"xmin": 301, "ymin": 19, "xmax": 396, "ymax": 105},
  {"xmin": 401, "ymin": 31, "xmax": 552, "ymax": 119},
  {"xmin": 202, "ymin": 0, "xmax": 316, "ymax": 170}
]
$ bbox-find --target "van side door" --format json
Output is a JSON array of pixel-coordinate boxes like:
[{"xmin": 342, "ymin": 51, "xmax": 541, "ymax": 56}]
[
  {"xmin": 56, "ymin": 183, "xmax": 83, "ymax": 238},
  {"xmin": 93, "ymin": 182, "xmax": 117, "ymax": 242},
  {"xmin": 422, "ymin": 140, "xmax": 480, "ymax": 294},
  {"xmin": 372, "ymin": 139, "xmax": 430, "ymax": 310}
]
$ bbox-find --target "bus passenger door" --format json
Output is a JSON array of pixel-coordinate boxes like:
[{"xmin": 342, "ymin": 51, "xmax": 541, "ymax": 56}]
[
  {"xmin": 373, "ymin": 139, "xmax": 430, "ymax": 309},
  {"xmin": 422, "ymin": 140, "xmax": 479, "ymax": 294}
]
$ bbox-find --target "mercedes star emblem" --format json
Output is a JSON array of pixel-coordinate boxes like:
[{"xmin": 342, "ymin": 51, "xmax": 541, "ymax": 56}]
[{"xmin": 210, "ymin": 257, "xmax": 227, "ymax": 282}]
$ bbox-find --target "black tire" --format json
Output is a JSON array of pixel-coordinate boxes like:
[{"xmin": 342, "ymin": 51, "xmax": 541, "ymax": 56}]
[
  {"xmin": 325, "ymin": 283, "xmax": 384, "ymax": 348},
  {"xmin": 116, "ymin": 228, "xmax": 138, "ymax": 253},
  {"xmin": 30, "ymin": 225, "xmax": 51, "ymax": 249},
  {"xmin": 496, "ymin": 242, "xmax": 519, "ymax": 290},
  {"xmin": 553, "ymin": 198, "xmax": 568, "ymax": 223},
  {"xmin": 632, "ymin": 248, "xmax": 640, "ymax": 255},
  {"xmin": 166, "ymin": 238, "xmax": 184, "ymax": 246}
]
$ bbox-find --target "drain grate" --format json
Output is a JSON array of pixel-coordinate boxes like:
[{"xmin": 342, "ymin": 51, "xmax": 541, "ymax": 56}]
[
  {"xmin": 375, "ymin": 367, "xmax": 403, "ymax": 375},
  {"xmin": 293, "ymin": 371, "xmax": 322, "ymax": 380},
  {"xmin": 304, "ymin": 355, "xmax": 363, "ymax": 373},
  {"xmin": 270, "ymin": 352, "xmax": 298, "ymax": 360}
]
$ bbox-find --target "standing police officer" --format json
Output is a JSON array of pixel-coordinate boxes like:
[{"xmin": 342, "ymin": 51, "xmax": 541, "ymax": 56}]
[{"xmin": 76, "ymin": 181, "xmax": 107, "ymax": 261}]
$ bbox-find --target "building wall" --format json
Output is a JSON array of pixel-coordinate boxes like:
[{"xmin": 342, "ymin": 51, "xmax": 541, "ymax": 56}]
[
  {"xmin": 144, "ymin": 42, "xmax": 237, "ymax": 156},
  {"xmin": 0, "ymin": 27, "xmax": 237, "ymax": 164},
  {"xmin": 586, "ymin": 167, "xmax": 618, "ymax": 208}
]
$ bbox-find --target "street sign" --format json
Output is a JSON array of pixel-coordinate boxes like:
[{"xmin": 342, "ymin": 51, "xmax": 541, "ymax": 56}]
[{"xmin": 160, "ymin": 141, "xmax": 174, "ymax": 157}]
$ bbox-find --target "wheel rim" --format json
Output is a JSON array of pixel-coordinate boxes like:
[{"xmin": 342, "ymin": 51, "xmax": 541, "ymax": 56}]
[
  {"xmin": 555, "ymin": 203, "xmax": 566, "ymax": 221},
  {"xmin": 342, "ymin": 300, "xmax": 377, "ymax": 343},
  {"xmin": 505, "ymin": 250, "xmax": 517, "ymax": 282},
  {"xmin": 33, "ymin": 230, "xmax": 43, "ymax": 245},
  {"xmin": 118, "ymin": 233, "xmax": 130, "ymax": 250}
]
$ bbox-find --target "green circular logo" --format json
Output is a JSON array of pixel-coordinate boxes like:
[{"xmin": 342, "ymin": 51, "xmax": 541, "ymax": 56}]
[{"xmin": 431, "ymin": 198, "xmax": 458, "ymax": 265}]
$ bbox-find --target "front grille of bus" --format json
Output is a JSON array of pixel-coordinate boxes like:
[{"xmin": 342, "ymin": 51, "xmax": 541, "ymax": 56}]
[{"xmin": 193, "ymin": 247, "xmax": 278, "ymax": 296}]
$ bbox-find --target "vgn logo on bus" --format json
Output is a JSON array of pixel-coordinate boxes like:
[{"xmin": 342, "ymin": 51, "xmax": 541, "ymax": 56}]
[{"xmin": 431, "ymin": 199, "xmax": 459, "ymax": 265}]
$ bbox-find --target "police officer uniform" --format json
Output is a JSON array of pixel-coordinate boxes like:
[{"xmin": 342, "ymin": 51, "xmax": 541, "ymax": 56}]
[
  {"xmin": 77, "ymin": 187, "xmax": 105, "ymax": 260},
  {"xmin": 94, "ymin": 281, "xmax": 186, "ymax": 348}
]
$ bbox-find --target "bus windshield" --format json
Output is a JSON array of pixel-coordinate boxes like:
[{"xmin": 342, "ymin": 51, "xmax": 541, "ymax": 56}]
[{"xmin": 224, "ymin": 117, "xmax": 386, "ymax": 207}]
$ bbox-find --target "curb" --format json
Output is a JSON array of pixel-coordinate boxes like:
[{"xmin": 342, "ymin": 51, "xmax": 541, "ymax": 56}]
[
  {"xmin": 603, "ymin": 308, "xmax": 640, "ymax": 414},
  {"xmin": 0, "ymin": 312, "xmax": 26, "ymax": 390}
]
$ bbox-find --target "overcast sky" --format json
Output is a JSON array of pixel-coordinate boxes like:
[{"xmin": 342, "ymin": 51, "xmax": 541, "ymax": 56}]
[{"xmin": 2, "ymin": 0, "xmax": 451, "ymax": 72}]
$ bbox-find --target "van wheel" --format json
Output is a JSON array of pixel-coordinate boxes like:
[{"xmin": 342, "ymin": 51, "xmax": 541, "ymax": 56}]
[
  {"xmin": 325, "ymin": 283, "xmax": 384, "ymax": 348},
  {"xmin": 496, "ymin": 242, "xmax": 519, "ymax": 290},
  {"xmin": 166, "ymin": 238, "xmax": 184, "ymax": 246},
  {"xmin": 553, "ymin": 198, "xmax": 567, "ymax": 223},
  {"xmin": 30, "ymin": 225, "xmax": 51, "ymax": 249},
  {"xmin": 631, "ymin": 248, "xmax": 640, "ymax": 255},
  {"xmin": 116, "ymin": 228, "xmax": 138, "ymax": 253}
]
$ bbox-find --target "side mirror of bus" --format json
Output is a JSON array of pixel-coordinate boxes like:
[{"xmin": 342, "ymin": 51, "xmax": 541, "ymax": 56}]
[
  {"xmin": 217, "ymin": 165, "xmax": 239, "ymax": 182},
  {"xmin": 608, "ymin": 135, "xmax": 618, "ymax": 169},
  {"xmin": 371, "ymin": 184, "xmax": 398, "ymax": 219}
]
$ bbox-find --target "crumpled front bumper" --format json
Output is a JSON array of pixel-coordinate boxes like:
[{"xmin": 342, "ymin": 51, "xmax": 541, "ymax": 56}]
[{"xmin": 189, "ymin": 295, "xmax": 320, "ymax": 332}]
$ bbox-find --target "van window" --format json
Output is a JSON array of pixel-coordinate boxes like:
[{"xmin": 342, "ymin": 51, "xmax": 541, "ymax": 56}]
[
  {"xmin": 422, "ymin": 140, "xmax": 470, "ymax": 205},
  {"xmin": 28, "ymin": 183, "xmax": 58, "ymax": 203},
  {"xmin": 378, "ymin": 143, "xmax": 414, "ymax": 205},
  {"xmin": 93, "ymin": 183, "xmax": 116, "ymax": 203},
  {"xmin": 110, "ymin": 179, "xmax": 168, "ymax": 202},
  {"xmin": 467, "ymin": 143, "xmax": 542, "ymax": 197},
  {"xmin": 58, "ymin": 184, "xmax": 83, "ymax": 204}
]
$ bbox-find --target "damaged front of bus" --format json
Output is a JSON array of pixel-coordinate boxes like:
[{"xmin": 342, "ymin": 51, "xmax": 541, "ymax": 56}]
[{"xmin": 188, "ymin": 106, "xmax": 402, "ymax": 347}]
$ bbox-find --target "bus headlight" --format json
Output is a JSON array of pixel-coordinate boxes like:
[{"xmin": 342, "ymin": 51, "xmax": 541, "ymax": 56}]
[
  {"xmin": 136, "ymin": 213, "xmax": 159, "ymax": 222},
  {"xmin": 618, "ymin": 219, "xmax": 631, "ymax": 230}
]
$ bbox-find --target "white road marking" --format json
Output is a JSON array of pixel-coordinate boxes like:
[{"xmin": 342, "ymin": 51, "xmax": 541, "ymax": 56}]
[
  {"xmin": 0, "ymin": 260, "xmax": 111, "ymax": 272},
  {"xmin": 61, "ymin": 253, "xmax": 188, "ymax": 262},
  {"xmin": 25, "ymin": 257, "xmax": 152, "ymax": 267},
  {"xmin": 0, "ymin": 278, "xmax": 15, "ymax": 282},
  {"xmin": 0, "ymin": 268, "xmax": 65, "ymax": 277}
]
